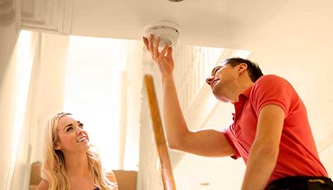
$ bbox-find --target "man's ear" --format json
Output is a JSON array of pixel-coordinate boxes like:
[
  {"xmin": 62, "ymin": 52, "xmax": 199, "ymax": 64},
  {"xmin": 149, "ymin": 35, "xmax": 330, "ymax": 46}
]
[
  {"xmin": 54, "ymin": 144, "xmax": 61, "ymax": 150},
  {"xmin": 238, "ymin": 63, "xmax": 248, "ymax": 73}
]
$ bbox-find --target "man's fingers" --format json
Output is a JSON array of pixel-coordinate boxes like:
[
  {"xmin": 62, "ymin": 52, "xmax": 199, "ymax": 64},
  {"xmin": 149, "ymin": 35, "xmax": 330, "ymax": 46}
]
[
  {"xmin": 145, "ymin": 34, "xmax": 170, "ymax": 63},
  {"xmin": 160, "ymin": 44, "xmax": 169, "ymax": 58},
  {"xmin": 149, "ymin": 34, "xmax": 154, "ymax": 55},
  {"xmin": 154, "ymin": 37, "xmax": 161, "ymax": 59},
  {"xmin": 167, "ymin": 47, "xmax": 173, "ymax": 57},
  {"xmin": 156, "ymin": 37, "xmax": 161, "ymax": 48},
  {"xmin": 142, "ymin": 37, "xmax": 149, "ymax": 51}
]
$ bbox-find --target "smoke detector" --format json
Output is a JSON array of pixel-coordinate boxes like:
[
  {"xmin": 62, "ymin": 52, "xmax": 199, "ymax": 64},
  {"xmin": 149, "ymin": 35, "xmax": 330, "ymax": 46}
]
[{"xmin": 144, "ymin": 20, "xmax": 180, "ymax": 47}]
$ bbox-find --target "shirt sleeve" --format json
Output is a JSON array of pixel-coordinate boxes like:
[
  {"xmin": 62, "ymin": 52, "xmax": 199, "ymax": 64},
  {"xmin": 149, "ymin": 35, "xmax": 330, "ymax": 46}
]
[
  {"xmin": 251, "ymin": 75, "xmax": 294, "ymax": 116},
  {"xmin": 222, "ymin": 129, "xmax": 241, "ymax": 159}
]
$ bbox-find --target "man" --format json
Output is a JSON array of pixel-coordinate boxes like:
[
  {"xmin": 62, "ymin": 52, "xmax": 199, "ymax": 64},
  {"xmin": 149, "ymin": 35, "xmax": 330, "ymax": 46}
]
[{"xmin": 143, "ymin": 34, "xmax": 333, "ymax": 190}]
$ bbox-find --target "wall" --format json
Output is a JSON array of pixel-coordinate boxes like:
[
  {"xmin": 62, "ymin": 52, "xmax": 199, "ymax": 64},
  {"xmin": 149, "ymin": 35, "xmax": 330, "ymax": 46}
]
[
  {"xmin": 0, "ymin": 34, "xmax": 19, "ymax": 190},
  {"xmin": 0, "ymin": 0, "xmax": 21, "ymax": 187},
  {"xmin": 9, "ymin": 32, "xmax": 70, "ymax": 190},
  {"xmin": 238, "ymin": 1, "xmax": 333, "ymax": 175},
  {"xmin": 123, "ymin": 41, "xmax": 145, "ymax": 170},
  {"xmin": 0, "ymin": 30, "xmax": 38, "ymax": 190},
  {"xmin": 9, "ymin": 31, "xmax": 40, "ymax": 190},
  {"xmin": 28, "ymin": 33, "xmax": 70, "ymax": 163},
  {"xmin": 137, "ymin": 87, "xmax": 165, "ymax": 190},
  {"xmin": 170, "ymin": 2, "xmax": 333, "ymax": 189},
  {"xmin": 172, "ymin": 2, "xmax": 333, "ymax": 188},
  {"xmin": 0, "ymin": 0, "xmax": 20, "ymax": 77}
]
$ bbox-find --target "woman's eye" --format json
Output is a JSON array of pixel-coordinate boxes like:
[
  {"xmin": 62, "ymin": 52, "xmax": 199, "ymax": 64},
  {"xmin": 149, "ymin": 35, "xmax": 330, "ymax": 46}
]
[
  {"xmin": 78, "ymin": 123, "xmax": 84, "ymax": 129},
  {"xmin": 66, "ymin": 127, "xmax": 73, "ymax": 132}
]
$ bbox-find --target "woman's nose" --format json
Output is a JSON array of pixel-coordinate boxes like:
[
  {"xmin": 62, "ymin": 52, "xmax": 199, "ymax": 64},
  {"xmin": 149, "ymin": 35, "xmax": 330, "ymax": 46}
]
[{"xmin": 76, "ymin": 127, "xmax": 83, "ymax": 134}]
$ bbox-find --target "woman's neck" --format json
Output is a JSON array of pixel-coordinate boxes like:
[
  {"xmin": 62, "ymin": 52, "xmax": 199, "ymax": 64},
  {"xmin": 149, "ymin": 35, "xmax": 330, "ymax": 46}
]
[{"xmin": 64, "ymin": 152, "xmax": 91, "ymax": 177}]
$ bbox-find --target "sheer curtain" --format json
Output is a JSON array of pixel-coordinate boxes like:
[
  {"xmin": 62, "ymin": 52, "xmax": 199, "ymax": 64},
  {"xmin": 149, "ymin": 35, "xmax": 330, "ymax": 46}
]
[
  {"xmin": 2, "ymin": 31, "xmax": 36, "ymax": 190},
  {"xmin": 63, "ymin": 36, "xmax": 142, "ymax": 171}
]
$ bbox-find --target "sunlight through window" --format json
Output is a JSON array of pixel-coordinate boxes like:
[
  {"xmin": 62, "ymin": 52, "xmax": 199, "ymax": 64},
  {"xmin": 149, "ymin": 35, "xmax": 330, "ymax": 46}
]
[
  {"xmin": 8, "ymin": 30, "xmax": 34, "ymax": 189},
  {"xmin": 63, "ymin": 36, "xmax": 139, "ymax": 171}
]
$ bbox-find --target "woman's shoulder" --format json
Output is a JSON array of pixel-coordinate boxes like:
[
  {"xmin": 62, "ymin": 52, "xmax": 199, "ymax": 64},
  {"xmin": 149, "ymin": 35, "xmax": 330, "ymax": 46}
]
[
  {"xmin": 106, "ymin": 170, "xmax": 117, "ymax": 183},
  {"xmin": 106, "ymin": 170, "xmax": 119, "ymax": 189},
  {"xmin": 37, "ymin": 179, "xmax": 49, "ymax": 190}
]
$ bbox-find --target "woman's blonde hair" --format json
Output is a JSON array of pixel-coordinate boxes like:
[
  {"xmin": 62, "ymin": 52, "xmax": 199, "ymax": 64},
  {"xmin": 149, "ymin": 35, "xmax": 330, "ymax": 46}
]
[{"xmin": 40, "ymin": 112, "xmax": 117, "ymax": 190}]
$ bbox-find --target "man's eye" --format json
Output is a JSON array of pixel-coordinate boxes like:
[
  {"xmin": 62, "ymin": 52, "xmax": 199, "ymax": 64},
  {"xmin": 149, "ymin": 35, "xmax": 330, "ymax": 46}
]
[
  {"xmin": 78, "ymin": 123, "xmax": 84, "ymax": 129},
  {"xmin": 66, "ymin": 127, "xmax": 73, "ymax": 132},
  {"xmin": 212, "ymin": 66, "xmax": 222, "ymax": 76}
]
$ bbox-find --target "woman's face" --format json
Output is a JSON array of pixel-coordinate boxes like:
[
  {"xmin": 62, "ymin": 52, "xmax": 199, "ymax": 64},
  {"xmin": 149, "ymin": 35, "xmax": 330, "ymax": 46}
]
[{"xmin": 54, "ymin": 115, "xmax": 90, "ymax": 154}]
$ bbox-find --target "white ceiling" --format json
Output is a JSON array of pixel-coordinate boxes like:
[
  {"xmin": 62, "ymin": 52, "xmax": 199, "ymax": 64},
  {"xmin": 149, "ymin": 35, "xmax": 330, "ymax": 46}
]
[
  {"xmin": 70, "ymin": 0, "xmax": 290, "ymax": 48},
  {"xmin": 21, "ymin": 0, "xmax": 333, "ymax": 50}
]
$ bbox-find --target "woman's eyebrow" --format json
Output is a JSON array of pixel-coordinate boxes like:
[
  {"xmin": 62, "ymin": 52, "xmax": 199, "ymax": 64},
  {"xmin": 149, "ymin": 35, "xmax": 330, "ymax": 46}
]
[{"xmin": 63, "ymin": 123, "xmax": 74, "ymax": 131}]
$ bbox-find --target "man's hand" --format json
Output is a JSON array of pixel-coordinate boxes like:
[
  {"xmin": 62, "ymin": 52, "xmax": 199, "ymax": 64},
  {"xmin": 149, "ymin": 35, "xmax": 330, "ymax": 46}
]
[{"xmin": 143, "ymin": 34, "xmax": 174, "ymax": 77}]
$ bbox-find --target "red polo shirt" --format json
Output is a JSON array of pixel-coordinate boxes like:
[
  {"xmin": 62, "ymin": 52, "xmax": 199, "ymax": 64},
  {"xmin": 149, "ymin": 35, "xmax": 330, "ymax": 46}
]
[{"xmin": 223, "ymin": 75, "xmax": 328, "ymax": 185}]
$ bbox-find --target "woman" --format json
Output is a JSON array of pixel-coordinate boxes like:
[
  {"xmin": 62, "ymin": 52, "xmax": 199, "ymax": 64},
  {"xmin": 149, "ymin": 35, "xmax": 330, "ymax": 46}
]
[{"xmin": 37, "ymin": 112, "xmax": 118, "ymax": 190}]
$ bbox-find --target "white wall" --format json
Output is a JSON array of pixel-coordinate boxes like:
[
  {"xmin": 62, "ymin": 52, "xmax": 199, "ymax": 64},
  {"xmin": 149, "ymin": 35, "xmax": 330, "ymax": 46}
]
[
  {"xmin": 159, "ymin": 2, "xmax": 333, "ymax": 188},
  {"xmin": 8, "ymin": 32, "xmax": 70, "ymax": 190},
  {"xmin": 0, "ymin": 34, "xmax": 20, "ymax": 190},
  {"xmin": 9, "ymin": 31, "xmax": 41, "ymax": 190},
  {"xmin": 0, "ymin": 0, "xmax": 21, "ymax": 188},
  {"xmin": 28, "ymin": 33, "xmax": 70, "ymax": 163},
  {"xmin": 123, "ymin": 41, "xmax": 145, "ymax": 169},
  {"xmin": 241, "ymin": 2, "xmax": 333, "ymax": 175},
  {"xmin": 137, "ymin": 94, "xmax": 165, "ymax": 190},
  {"xmin": 0, "ymin": 30, "xmax": 38, "ymax": 190},
  {"xmin": 0, "ymin": 0, "xmax": 20, "ymax": 72}
]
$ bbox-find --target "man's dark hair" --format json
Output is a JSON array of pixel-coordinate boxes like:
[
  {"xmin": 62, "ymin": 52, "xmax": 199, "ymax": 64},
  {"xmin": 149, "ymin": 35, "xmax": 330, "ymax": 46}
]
[{"xmin": 224, "ymin": 57, "xmax": 263, "ymax": 82}]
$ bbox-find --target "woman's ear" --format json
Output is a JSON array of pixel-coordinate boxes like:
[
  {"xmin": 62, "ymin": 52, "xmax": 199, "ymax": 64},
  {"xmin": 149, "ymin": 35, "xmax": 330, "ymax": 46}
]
[{"xmin": 54, "ymin": 144, "xmax": 61, "ymax": 150}]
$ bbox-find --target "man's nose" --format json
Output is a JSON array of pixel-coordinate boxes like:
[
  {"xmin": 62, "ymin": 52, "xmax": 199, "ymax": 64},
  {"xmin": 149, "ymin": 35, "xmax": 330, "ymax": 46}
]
[{"xmin": 206, "ymin": 76, "xmax": 214, "ymax": 85}]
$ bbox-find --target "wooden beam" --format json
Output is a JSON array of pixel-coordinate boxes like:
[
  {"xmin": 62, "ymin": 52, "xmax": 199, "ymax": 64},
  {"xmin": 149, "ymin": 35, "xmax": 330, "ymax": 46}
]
[{"xmin": 144, "ymin": 75, "xmax": 176, "ymax": 190}]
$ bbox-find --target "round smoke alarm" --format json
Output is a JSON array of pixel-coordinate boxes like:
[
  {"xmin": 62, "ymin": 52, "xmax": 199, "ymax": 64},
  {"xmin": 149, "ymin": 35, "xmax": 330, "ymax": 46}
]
[{"xmin": 144, "ymin": 20, "xmax": 180, "ymax": 47}]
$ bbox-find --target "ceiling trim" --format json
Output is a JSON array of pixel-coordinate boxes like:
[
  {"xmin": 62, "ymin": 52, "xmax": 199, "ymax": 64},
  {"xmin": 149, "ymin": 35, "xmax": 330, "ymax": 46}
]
[
  {"xmin": 21, "ymin": 0, "xmax": 74, "ymax": 35},
  {"xmin": 15, "ymin": 0, "xmax": 21, "ymax": 32}
]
